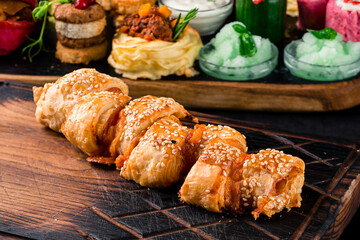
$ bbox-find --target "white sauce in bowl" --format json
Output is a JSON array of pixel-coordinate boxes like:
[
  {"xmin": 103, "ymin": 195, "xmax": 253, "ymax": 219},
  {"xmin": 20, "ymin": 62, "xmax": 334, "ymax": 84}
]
[
  {"xmin": 159, "ymin": 0, "xmax": 233, "ymax": 36},
  {"xmin": 162, "ymin": 0, "xmax": 230, "ymax": 11}
]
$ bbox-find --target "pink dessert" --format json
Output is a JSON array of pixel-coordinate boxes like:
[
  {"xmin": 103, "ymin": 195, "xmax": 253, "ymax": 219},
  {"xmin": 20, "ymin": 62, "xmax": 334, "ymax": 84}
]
[
  {"xmin": 326, "ymin": 0, "xmax": 360, "ymax": 42},
  {"xmin": 297, "ymin": 0, "xmax": 329, "ymax": 31}
]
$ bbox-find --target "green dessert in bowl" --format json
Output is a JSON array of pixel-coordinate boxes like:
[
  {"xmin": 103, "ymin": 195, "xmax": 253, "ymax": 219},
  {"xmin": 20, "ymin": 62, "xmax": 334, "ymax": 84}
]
[
  {"xmin": 284, "ymin": 28, "xmax": 360, "ymax": 81},
  {"xmin": 199, "ymin": 21, "xmax": 278, "ymax": 81}
]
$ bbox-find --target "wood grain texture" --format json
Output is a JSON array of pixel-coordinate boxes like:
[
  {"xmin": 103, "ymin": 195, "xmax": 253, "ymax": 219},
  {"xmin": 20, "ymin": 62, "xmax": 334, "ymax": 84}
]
[
  {"xmin": 2, "ymin": 73, "xmax": 360, "ymax": 112},
  {"xmin": 0, "ymin": 83, "xmax": 359, "ymax": 239}
]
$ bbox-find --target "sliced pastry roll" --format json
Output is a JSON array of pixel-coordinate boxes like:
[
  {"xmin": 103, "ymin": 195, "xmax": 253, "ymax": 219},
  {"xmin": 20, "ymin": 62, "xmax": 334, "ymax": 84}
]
[
  {"xmin": 121, "ymin": 115, "xmax": 190, "ymax": 188},
  {"xmin": 242, "ymin": 149, "xmax": 305, "ymax": 219},
  {"xmin": 110, "ymin": 95, "xmax": 197, "ymax": 168},
  {"xmin": 179, "ymin": 148, "xmax": 305, "ymax": 219},
  {"xmin": 179, "ymin": 137, "xmax": 246, "ymax": 213},
  {"xmin": 184, "ymin": 124, "xmax": 247, "ymax": 166},
  {"xmin": 33, "ymin": 68, "xmax": 128, "ymax": 132},
  {"xmin": 61, "ymin": 91, "xmax": 131, "ymax": 157}
]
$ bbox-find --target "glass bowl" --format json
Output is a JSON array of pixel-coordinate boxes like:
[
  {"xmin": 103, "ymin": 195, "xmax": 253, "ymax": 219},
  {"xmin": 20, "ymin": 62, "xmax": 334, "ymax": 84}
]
[
  {"xmin": 159, "ymin": 0, "xmax": 233, "ymax": 36},
  {"xmin": 284, "ymin": 40, "xmax": 360, "ymax": 81},
  {"xmin": 199, "ymin": 42, "xmax": 279, "ymax": 81}
]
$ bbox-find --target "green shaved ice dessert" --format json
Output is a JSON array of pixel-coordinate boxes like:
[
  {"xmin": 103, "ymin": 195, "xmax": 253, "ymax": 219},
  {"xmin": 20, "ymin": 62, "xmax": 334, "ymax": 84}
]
[
  {"xmin": 297, "ymin": 33, "xmax": 358, "ymax": 66},
  {"xmin": 199, "ymin": 22, "xmax": 278, "ymax": 81},
  {"xmin": 285, "ymin": 29, "xmax": 360, "ymax": 81}
]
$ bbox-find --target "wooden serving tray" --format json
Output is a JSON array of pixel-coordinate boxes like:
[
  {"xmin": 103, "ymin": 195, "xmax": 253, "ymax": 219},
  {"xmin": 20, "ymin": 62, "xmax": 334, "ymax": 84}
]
[
  {"xmin": 1, "ymin": 82, "xmax": 359, "ymax": 239},
  {"xmin": 1, "ymin": 21, "xmax": 360, "ymax": 112}
]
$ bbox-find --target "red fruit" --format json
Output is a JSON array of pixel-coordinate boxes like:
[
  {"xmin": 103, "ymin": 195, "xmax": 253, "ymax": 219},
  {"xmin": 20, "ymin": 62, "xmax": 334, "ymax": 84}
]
[
  {"xmin": 88, "ymin": 0, "xmax": 97, "ymax": 5},
  {"xmin": 74, "ymin": 0, "xmax": 89, "ymax": 9},
  {"xmin": 0, "ymin": 20, "xmax": 35, "ymax": 56}
]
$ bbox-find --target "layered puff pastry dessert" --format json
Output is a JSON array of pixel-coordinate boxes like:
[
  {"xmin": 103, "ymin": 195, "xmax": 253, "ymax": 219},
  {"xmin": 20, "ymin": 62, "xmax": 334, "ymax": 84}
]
[
  {"xmin": 108, "ymin": 5, "xmax": 203, "ymax": 80},
  {"xmin": 33, "ymin": 68, "xmax": 305, "ymax": 219},
  {"xmin": 54, "ymin": 2, "xmax": 108, "ymax": 64}
]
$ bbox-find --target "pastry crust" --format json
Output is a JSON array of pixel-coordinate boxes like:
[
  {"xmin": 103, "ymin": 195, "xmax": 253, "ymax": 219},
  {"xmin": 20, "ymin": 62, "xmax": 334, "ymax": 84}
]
[
  {"xmin": 110, "ymin": 95, "xmax": 197, "ymax": 168},
  {"xmin": 179, "ymin": 148, "xmax": 305, "ymax": 219},
  {"xmin": 121, "ymin": 115, "xmax": 190, "ymax": 188},
  {"xmin": 179, "ymin": 137, "xmax": 246, "ymax": 212},
  {"xmin": 33, "ymin": 68, "xmax": 128, "ymax": 132},
  {"xmin": 61, "ymin": 91, "xmax": 131, "ymax": 156},
  {"xmin": 185, "ymin": 124, "xmax": 247, "ymax": 166},
  {"xmin": 33, "ymin": 69, "xmax": 305, "ymax": 219}
]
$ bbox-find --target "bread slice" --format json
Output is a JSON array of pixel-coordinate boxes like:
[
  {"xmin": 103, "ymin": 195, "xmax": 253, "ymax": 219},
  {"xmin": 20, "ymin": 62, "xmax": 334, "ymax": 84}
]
[{"xmin": 56, "ymin": 40, "xmax": 108, "ymax": 65}]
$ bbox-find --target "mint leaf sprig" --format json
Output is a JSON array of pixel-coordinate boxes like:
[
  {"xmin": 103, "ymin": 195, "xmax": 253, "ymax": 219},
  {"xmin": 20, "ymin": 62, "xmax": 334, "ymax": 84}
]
[
  {"xmin": 172, "ymin": 8, "xmax": 198, "ymax": 41},
  {"xmin": 308, "ymin": 27, "xmax": 337, "ymax": 41},
  {"xmin": 22, "ymin": 0, "xmax": 71, "ymax": 62},
  {"xmin": 232, "ymin": 23, "xmax": 257, "ymax": 58}
]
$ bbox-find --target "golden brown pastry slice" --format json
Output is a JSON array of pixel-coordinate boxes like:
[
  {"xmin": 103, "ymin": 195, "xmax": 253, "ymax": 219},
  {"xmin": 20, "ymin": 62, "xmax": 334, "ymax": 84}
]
[
  {"xmin": 121, "ymin": 115, "xmax": 190, "ymax": 188},
  {"xmin": 61, "ymin": 91, "xmax": 131, "ymax": 157},
  {"xmin": 179, "ymin": 137, "xmax": 245, "ymax": 213},
  {"xmin": 179, "ymin": 148, "xmax": 305, "ymax": 219},
  {"xmin": 241, "ymin": 149, "xmax": 305, "ymax": 219},
  {"xmin": 184, "ymin": 124, "xmax": 247, "ymax": 166},
  {"xmin": 110, "ymin": 95, "xmax": 197, "ymax": 168},
  {"xmin": 33, "ymin": 68, "xmax": 128, "ymax": 132}
]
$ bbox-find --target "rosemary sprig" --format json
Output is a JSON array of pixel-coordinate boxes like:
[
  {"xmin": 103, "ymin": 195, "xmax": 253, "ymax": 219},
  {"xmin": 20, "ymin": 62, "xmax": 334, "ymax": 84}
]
[
  {"xmin": 172, "ymin": 8, "xmax": 198, "ymax": 41},
  {"xmin": 22, "ymin": 0, "xmax": 71, "ymax": 62}
]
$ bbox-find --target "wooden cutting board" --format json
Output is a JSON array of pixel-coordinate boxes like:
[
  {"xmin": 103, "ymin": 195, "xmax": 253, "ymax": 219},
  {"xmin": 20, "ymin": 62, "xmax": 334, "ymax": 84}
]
[{"xmin": 0, "ymin": 82, "xmax": 359, "ymax": 239}]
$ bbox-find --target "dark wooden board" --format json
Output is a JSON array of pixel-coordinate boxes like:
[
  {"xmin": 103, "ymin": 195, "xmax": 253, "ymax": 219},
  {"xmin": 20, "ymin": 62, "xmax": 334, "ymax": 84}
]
[
  {"xmin": 0, "ymin": 82, "xmax": 359, "ymax": 239},
  {"xmin": 0, "ymin": 17, "xmax": 360, "ymax": 112}
]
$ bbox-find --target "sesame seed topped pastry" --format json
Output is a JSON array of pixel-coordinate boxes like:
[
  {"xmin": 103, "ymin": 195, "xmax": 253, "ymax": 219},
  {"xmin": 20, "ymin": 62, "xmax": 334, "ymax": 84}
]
[
  {"xmin": 244, "ymin": 149, "xmax": 305, "ymax": 219},
  {"xmin": 33, "ymin": 68, "xmax": 129, "ymax": 133},
  {"xmin": 121, "ymin": 115, "xmax": 191, "ymax": 188},
  {"xmin": 33, "ymin": 69, "xmax": 305, "ymax": 220},
  {"xmin": 179, "ymin": 137, "xmax": 247, "ymax": 213},
  {"xmin": 109, "ymin": 95, "xmax": 197, "ymax": 168},
  {"xmin": 184, "ymin": 124, "xmax": 247, "ymax": 166},
  {"xmin": 61, "ymin": 91, "xmax": 131, "ymax": 157},
  {"xmin": 179, "ymin": 148, "xmax": 305, "ymax": 219}
]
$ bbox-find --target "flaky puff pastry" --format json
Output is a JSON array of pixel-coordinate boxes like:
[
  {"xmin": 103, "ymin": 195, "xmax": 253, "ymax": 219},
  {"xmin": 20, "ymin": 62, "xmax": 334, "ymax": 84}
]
[
  {"xmin": 33, "ymin": 68, "xmax": 129, "ymax": 132},
  {"xmin": 121, "ymin": 116, "xmax": 190, "ymax": 188},
  {"xmin": 241, "ymin": 149, "xmax": 305, "ymax": 219},
  {"xmin": 179, "ymin": 137, "xmax": 246, "ymax": 213},
  {"xmin": 110, "ymin": 95, "xmax": 197, "ymax": 168},
  {"xmin": 61, "ymin": 91, "xmax": 131, "ymax": 157},
  {"xmin": 184, "ymin": 124, "xmax": 247, "ymax": 167},
  {"xmin": 180, "ymin": 148, "xmax": 305, "ymax": 219}
]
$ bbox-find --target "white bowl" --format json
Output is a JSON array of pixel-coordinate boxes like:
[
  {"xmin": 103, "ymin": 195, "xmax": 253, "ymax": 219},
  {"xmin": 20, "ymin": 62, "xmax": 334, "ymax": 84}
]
[{"xmin": 159, "ymin": 0, "xmax": 233, "ymax": 36}]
